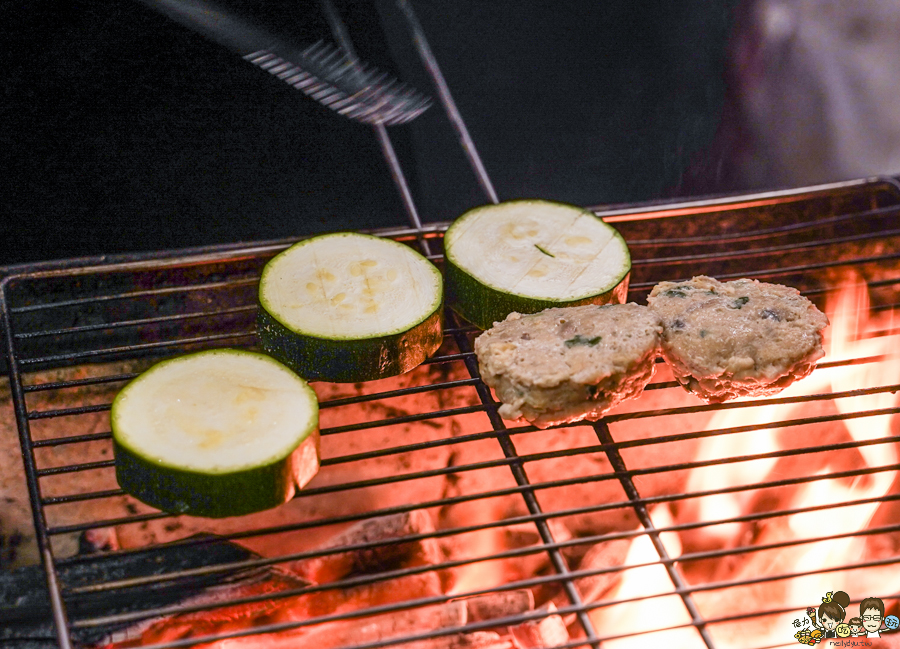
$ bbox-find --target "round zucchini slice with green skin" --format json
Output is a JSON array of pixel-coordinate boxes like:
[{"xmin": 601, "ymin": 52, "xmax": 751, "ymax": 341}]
[
  {"xmin": 257, "ymin": 232, "xmax": 444, "ymax": 383},
  {"xmin": 111, "ymin": 349, "xmax": 320, "ymax": 519},
  {"xmin": 444, "ymin": 200, "xmax": 631, "ymax": 329}
]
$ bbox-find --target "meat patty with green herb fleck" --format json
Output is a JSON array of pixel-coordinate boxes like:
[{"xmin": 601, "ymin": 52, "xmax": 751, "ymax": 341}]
[
  {"xmin": 474, "ymin": 303, "xmax": 663, "ymax": 428},
  {"xmin": 647, "ymin": 276, "xmax": 829, "ymax": 403}
]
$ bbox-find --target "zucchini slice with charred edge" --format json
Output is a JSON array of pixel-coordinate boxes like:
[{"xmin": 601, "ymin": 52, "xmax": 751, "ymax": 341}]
[
  {"xmin": 112, "ymin": 349, "xmax": 320, "ymax": 518},
  {"xmin": 444, "ymin": 200, "xmax": 631, "ymax": 329},
  {"xmin": 257, "ymin": 232, "xmax": 443, "ymax": 382}
]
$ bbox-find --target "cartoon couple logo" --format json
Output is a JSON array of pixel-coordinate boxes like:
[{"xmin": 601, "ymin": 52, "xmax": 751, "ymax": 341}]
[{"xmin": 793, "ymin": 591, "xmax": 900, "ymax": 645}]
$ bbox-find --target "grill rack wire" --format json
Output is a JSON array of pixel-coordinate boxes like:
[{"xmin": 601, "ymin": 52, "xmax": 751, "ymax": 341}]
[
  {"xmin": 3, "ymin": 2, "xmax": 900, "ymax": 648},
  {"xmin": 5, "ymin": 180, "xmax": 899, "ymax": 649}
]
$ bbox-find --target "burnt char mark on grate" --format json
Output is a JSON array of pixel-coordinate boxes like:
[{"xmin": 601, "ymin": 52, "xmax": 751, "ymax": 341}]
[{"xmin": 0, "ymin": 536, "xmax": 257, "ymax": 646}]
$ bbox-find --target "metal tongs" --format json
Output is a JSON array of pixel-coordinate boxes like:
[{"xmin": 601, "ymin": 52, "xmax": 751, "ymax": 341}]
[{"xmin": 137, "ymin": 0, "xmax": 432, "ymax": 125}]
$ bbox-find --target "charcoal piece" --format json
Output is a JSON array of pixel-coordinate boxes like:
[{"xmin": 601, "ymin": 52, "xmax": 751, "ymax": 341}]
[{"xmin": 0, "ymin": 535, "xmax": 257, "ymax": 646}]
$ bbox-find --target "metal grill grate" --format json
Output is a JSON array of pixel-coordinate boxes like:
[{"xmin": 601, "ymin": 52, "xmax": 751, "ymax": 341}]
[
  {"xmin": 3, "ymin": 177, "xmax": 900, "ymax": 649},
  {"xmin": 4, "ymin": 2, "xmax": 900, "ymax": 648}
]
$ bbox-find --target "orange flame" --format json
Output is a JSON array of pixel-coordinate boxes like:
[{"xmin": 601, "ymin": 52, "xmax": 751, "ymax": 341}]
[{"xmin": 597, "ymin": 276, "xmax": 900, "ymax": 647}]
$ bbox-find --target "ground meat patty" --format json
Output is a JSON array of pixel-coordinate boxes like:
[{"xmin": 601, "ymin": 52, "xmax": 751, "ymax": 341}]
[
  {"xmin": 474, "ymin": 303, "xmax": 663, "ymax": 428},
  {"xmin": 647, "ymin": 276, "xmax": 829, "ymax": 403}
]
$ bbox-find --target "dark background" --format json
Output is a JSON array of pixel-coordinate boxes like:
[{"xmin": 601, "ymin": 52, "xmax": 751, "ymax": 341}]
[{"xmin": 1, "ymin": 0, "xmax": 740, "ymax": 265}]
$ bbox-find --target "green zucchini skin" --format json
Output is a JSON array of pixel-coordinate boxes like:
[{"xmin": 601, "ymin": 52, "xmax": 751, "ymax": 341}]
[
  {"xmin": 111, "ymin": 349, "xmax": 320, "ymax": 519},
  {"xmin": 443, "ymin": 200, "xmax": 632, "ymax": 330},
  {"xmin": 114, "ymin": 430, "xmax": 319, "ymax": 519},
  {"xmin": 257, "ymin": 303, "xmax": 444, "ymax": 383},
  {"xmin": 445, "ymin": 256, "xmax": 630, "ymax": 330}
]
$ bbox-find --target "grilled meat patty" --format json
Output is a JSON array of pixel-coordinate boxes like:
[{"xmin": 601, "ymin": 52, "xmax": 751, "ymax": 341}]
[
  {"xmin": 474, "ymin": 303, "xmax": 663, "ymax": 428},
  {"xmin": 647, "ymin": 276, "xmax": 829, "ymax": 402}
]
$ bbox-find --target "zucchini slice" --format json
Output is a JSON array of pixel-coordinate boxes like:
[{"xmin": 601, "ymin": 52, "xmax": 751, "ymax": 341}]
[
  {"xmin": 111, "ymin": 349, "xmax": 319, "ymax": 518},
  {"xmin": 257, "ymin": 232, "xmax": 444, "ymax": 382},
  {"xmin": 444, "ymin": 200, "xmax": 631, "ymax": 329}
]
